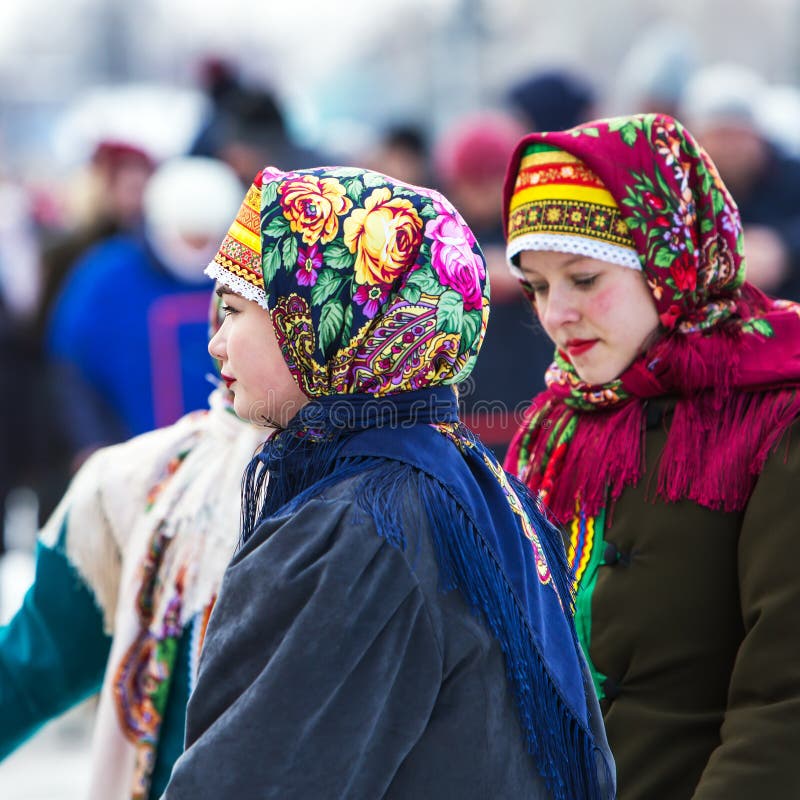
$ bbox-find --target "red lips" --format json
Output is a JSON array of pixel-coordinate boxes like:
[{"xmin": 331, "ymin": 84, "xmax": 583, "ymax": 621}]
[
  {"xmin": 221, "ymin": 373, "xmax": 236, "ymax": 389},
  {"xmin": 565, "ymin": 339, "xmax": 598, "ymax": 357}
]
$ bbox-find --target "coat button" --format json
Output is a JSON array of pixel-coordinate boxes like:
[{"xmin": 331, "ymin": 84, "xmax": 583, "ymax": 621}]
[{"xmin": 603, "ymin": 540, "xmax": 630, "ymax": 566}]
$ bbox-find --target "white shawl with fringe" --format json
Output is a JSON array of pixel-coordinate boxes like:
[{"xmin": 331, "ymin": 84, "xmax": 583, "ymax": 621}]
[{"xmin": 40, "ymin": 387, "xmax": 268, "ymax": 800}]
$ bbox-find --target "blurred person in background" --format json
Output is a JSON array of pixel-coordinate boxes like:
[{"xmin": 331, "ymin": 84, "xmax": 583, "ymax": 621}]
[
  {"xmin": 0, "ymin": 164, "xmax": 44, "ymax": 555},
  {"xmin": 190, "ymin": 55, "xmax": 322, "ymax": 183},
  {"xmin": 611, "ymin": 21, "xmax": 699, "ymax": 119},
  {"xmin": 362, "ymin": 121, "xmax": 432, "ymax": 187},
  {"xmin": 34, "ymin": 140, "xmax": 156, "ymax": 343},
  {"xmin": 433, "ymin": 111, "xmax": 556, "ymax": 458},
  {"xmin": 44, "ymin": 155, "xmax": 244, "ymax": 462},
  {"xmin": 507, "ymin": 66, "xmax": 599, "ymax": 134},
  {"xmin": 679, "ymin": 62, "xmax": 800, "ymax": 301},
  {"xmin": 0, "ymin": 293, "xmax": 268, "ymax": 800},
  {"xmin": 504, "ymin": 113, "xmax": 800, "ymax": 799}
]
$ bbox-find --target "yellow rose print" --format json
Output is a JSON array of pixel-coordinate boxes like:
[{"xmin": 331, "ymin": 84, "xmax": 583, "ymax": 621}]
[
  {"xmin": 343, "ymin": 187, "xmax": 423, "ymax": 286},
  {"xmin": 280, "ymin": 176, "xmax": 353, "ymax": 245}
]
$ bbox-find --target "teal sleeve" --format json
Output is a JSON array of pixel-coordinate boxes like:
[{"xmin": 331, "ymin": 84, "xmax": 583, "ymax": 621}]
[{"xmin": 0, "ymin": 521, "xmax": 112, "ymax": 759}]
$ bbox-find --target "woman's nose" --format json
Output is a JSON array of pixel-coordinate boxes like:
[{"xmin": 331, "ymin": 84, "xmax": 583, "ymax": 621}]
[
  {"xmin": 541, "ymin": 286, "xmax": 580, "ymax": 330},
  {"xmin": 208, "ymin": 327, "xmax": 226, "ymax": 361}
]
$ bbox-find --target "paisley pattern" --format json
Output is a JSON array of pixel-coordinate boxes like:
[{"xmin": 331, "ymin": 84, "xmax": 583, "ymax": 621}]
[{"xmin": 207, "ymin": 167, "xmax": 489, "ymax": 397}]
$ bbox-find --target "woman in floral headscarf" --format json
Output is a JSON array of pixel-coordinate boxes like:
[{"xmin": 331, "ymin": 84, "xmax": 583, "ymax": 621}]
[
  {"xmin": 162, "ymin": 167, "xmax": 615, "ymax": 799},
  {"xmin": 503, "ymin": 113, "xmax": 800, "ymax": 799}
]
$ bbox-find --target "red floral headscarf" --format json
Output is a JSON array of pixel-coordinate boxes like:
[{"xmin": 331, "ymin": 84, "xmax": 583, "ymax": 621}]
[{"xmin": 503, "ymin": 113, "xmax": 800, "ymax": 523}]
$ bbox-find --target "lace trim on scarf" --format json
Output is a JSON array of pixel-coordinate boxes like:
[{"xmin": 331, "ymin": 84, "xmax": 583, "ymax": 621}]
[
  {"xmin": 204, "ymin": 261, "xmax": 269, "ymax": 309},
  {"xmin": 507, "ymin": 232, "xmax": 642, "ymax": 275}
]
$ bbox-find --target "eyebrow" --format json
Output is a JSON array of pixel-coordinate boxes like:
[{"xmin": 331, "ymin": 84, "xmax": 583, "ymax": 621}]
[{"xmin": 215, "ymin": 286, "xmax": 233, "ymax": 298}]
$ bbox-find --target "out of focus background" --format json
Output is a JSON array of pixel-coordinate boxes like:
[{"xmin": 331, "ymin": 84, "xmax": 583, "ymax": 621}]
[{"xmin": 2, "ymin": 1, "xmax": 800, "ymax": 795}]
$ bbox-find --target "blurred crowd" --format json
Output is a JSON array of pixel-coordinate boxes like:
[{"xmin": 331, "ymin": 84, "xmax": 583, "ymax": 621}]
[{"xmin": 2, "ymin": 48, "xmax": 800, "ymax": 554}]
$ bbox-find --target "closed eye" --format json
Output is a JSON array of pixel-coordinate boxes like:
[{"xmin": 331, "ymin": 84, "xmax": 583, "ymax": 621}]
[{"xmin": 573, "ymin": 275, "xmax": 598, "ymax": 289}]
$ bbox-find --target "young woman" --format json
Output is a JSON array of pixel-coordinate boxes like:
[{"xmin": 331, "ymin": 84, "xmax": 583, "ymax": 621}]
[
  {"xmin": 503, "ymin": 113, "xmax": 800, "ymax": 799},
  {"xmin": 162, "ymin": 167, "xmax": 614, "ymax": 799}
]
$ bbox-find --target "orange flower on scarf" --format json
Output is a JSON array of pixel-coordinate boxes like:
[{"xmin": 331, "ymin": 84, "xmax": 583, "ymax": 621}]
[
  {"xmin": 343, "ymin": 187, "xmax": 423, "ymax": 285},
  {"xmin": 279, "ymin": 175, "xmax": 352, "ymax": 245}
]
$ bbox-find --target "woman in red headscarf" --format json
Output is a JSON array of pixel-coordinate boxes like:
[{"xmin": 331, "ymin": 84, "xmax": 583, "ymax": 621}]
[{"xmin": 503, "ymin": 113, "xmax": 800, "ymax": 799}]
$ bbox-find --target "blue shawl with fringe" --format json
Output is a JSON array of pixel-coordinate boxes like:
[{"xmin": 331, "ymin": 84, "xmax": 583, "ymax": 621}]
[{"xmin": 241, "ymin": 385, "xmax": 611, "ymax": 800}]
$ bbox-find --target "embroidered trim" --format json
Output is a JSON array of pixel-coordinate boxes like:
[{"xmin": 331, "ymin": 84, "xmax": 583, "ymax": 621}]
[{"xmin": 204, "ymin": 262, "xmax": 269, "ymax": 309}]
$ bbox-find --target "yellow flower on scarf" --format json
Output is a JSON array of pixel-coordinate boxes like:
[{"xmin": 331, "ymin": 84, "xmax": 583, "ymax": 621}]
[
  {"xmin": 280, "ymin": 176, "xmax": 353, "ymax": 245},
  {"xmin": 343, "ymin": 187, "xmax": 423, "ymax": 286}
]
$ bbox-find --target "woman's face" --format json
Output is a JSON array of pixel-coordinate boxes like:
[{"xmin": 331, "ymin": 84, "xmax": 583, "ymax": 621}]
[
  {"xmin": 517, "ymin": 250, "xmax": 661, "ymax": 385},
  {"xmin": 208, "ymin": 287, "xmax": 308, "ymax": 427}
]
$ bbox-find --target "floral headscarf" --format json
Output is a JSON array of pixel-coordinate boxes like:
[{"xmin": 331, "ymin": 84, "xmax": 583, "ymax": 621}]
[
  {"xmin": 206, "ymin": 166, "xmax": 489, "ymax": 397},
  {"xmin": 502, "ymin": 113, "xmax": 800, "ymax": 523}
]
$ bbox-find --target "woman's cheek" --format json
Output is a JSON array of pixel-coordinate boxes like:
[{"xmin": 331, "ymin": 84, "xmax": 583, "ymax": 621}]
[{"xmin": 590, "ymin": 285, "xmax": 618, "ymax": 317}]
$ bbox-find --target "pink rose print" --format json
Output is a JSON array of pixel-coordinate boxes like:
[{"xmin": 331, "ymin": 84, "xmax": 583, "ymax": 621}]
[{"xmin": 425, "ymin": 211, "xmax": 485, "ymax": 311}]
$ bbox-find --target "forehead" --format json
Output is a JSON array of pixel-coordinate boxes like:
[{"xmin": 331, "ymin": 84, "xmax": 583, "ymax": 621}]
[{"xmin": 517, "ymin": 251, "xmax": 589, "ymax": 274}]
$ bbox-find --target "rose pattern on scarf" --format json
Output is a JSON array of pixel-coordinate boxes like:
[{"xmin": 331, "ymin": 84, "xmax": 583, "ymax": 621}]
[
  {"xmin": 425, "ymin": 202, "xmax": 486, "ymax": 312},
  {"xmin": 211, "ymin": 166, "xmax": 490, "ymax": 396},
  {"xmin": 343, "ymin": 186, "xmax": 423, "ymax": 286},
  {"xmin": 279, "ymin": 175, "xmax": 353, "ymax": 245}
]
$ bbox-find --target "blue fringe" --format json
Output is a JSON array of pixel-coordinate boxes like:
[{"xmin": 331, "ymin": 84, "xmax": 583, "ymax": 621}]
[
  {"xmin": 328, "ymin": 454, "xmax": 608, "ymax": 800},
  {"xmin": 418, "ymin": 473, "xmax": 606, "ymax": 800},
  {"xmin": 240, "ymin": 425, "xmax": 348, "ymax": 546},
  {"xmin": 240, "ymin": 387, "xmax": 459, "ymax": 546}
]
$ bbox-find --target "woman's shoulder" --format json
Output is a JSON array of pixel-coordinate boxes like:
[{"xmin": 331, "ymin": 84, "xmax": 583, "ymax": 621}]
[{"xmin": 240, "ymin": 460, "xmax": 432, "ymax": 585}]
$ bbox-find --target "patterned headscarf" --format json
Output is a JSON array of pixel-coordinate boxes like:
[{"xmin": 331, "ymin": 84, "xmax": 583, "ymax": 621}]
[
  {"xmin": 206, "ymin": 166, "xmax": 489, "ymax": 397},
  {"xmin": 503, "ymin": 113, "xmax": 800, "ymax": 523}
]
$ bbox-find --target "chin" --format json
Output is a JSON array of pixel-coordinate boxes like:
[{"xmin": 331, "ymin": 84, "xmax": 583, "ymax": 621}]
[{"xmin": 574, "ymin": 365, "xmax": 616, "ymax": 386}]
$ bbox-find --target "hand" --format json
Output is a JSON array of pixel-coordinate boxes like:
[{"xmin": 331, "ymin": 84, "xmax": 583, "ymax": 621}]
[{"xmin": 743, "ymin": 225, "xmax": 789, "ymax": 293}]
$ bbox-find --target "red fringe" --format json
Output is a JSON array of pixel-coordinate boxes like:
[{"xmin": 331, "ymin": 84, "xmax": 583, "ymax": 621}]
[
  {"xmin": 522, "ymin": 400, "xmax": 645, "ymax": 526},
  {"xmin": 516, "ymin": 312, "xmax": 800, "ymax": 525}
]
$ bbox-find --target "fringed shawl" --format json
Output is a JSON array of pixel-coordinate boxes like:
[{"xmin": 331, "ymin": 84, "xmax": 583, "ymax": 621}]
[
  {"xmin": 206, "ymin": 165, "xmax": 613, "ymax": 798},
  {"xmin": 241, "ymin": 386, "xmax": 611, "ymax": 800}
]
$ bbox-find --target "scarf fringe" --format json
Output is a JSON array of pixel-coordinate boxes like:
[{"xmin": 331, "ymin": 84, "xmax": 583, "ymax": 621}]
[
  {"xmin": 329, "ymin": 453, "xmax": 608, "ymax": 799},
  {"xmin": 525, "ymin": 399, "xmax": 645, "ymax": 524},
  {"xmin": 415, "ymin": 469, "xmax": 608, "ymax": 800},
  {"xmin": 241, "ymin": 420, "xmax": 345, "ymax": 545},
  {"xmin": 521, "ymin": 319, "xmax": 800, "ymax": 523},
  {"xmin": 658, "ymin": 388, "xmax": 800, "ymax": 510}
]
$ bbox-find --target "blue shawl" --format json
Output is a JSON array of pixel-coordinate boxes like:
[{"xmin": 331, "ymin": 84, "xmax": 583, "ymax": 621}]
[{"xmin": 241, "ymin": 386, "xmax": 611, "ymax": 800}]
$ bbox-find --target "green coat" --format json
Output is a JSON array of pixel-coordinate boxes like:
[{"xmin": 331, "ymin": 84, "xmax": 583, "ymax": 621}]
[{"xmin": 573, "ymin": 403, "xmax": 800, "ymax": 799}]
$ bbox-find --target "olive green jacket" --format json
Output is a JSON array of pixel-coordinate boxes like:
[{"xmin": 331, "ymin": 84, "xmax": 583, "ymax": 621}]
[{"xmin": 573, "ymin": 405, "xmax": 800, "ymax": 800}]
